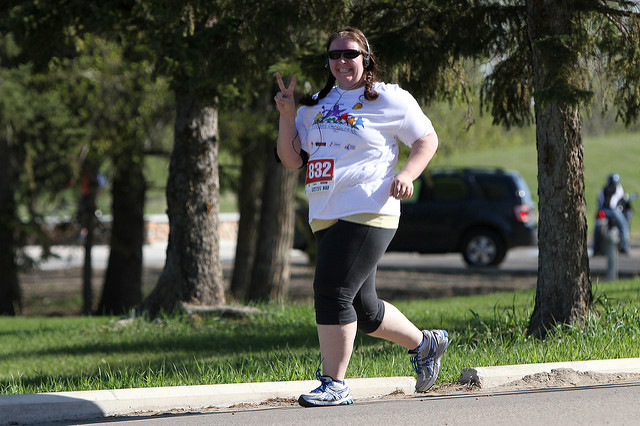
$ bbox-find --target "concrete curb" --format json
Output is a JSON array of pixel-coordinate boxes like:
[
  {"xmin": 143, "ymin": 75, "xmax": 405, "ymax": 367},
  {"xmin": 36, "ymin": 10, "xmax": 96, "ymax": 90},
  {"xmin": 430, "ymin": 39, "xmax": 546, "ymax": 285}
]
[
  {"xmin": 0, "ymin": 376, "xmax": 416, "ymax": 425},
  {"xmin": 459, "ymin": 357, "xmax": 640, "ymax": 389},
  {"xmin": 3, "ymin": 358, "xmax": 640, "ymax": 425}
]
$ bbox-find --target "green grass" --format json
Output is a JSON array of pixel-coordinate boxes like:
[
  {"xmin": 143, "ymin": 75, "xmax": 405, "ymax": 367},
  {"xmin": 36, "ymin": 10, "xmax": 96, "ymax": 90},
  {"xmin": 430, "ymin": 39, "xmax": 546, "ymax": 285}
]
[
  {"xmin": 2, "ymin": 279, "xmax": 639, "ymax": 395},
  {"xmin": 433, "ymin": 130, "xmax": 640, "ymax": 235}
]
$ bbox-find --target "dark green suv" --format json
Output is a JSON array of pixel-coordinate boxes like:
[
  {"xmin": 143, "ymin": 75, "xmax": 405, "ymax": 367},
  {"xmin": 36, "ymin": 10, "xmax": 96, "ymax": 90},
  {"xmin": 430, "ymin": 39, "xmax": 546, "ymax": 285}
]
[{"xmin": 387, "ymin": 168, "xmax": 538, "ymax": 267}]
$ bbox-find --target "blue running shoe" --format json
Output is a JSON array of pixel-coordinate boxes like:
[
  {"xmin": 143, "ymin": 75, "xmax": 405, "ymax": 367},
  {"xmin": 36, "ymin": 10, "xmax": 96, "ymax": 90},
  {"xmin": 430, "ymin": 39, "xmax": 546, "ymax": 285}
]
[
  {"xmin": 298, "ymin": 369, "xmax": 354, "ymax": 407},
  {"xmin": 409, "ymin": 329, "xmax": 449, "ymax": 392}
]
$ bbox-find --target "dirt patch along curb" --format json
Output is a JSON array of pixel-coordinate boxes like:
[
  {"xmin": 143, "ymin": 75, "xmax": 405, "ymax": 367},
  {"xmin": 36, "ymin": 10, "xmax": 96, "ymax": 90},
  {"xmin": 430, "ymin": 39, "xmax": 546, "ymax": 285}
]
[{"xmin": 459, "ymin": 357, "xmax": 640, "ymax": 389}]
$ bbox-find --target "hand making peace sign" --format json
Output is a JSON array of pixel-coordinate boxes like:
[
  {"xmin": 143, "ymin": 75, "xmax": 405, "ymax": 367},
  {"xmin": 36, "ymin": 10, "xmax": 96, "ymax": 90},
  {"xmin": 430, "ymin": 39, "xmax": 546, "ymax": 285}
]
[{"xmin": 274, "ymin": 73, "xmax": 297, "ymax": 116}]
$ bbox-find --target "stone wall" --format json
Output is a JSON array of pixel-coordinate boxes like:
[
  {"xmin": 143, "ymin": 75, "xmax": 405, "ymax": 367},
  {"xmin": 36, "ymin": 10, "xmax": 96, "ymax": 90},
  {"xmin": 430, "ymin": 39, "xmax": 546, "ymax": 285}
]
[
  {"xmin": 144, "ymin": 213, "xmax": 239, "ymax": 243},
  {"xmin": 37, "ymin": 213, "xmax": 239, "ymax": 245}
]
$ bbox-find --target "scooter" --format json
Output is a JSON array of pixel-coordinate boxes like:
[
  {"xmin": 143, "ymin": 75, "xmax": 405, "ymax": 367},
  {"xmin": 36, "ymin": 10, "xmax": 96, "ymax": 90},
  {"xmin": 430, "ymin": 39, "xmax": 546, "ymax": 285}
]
[{"xmin": 593, "ymin": 192, "xmax": 636, "ymax": 255}]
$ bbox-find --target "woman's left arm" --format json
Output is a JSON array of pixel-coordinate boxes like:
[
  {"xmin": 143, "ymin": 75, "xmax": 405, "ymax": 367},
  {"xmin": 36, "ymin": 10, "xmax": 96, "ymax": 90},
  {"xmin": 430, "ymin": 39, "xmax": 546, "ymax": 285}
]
[{"xmin": 390, "ymin": 131, "xmax": 439, "ymax": 200}]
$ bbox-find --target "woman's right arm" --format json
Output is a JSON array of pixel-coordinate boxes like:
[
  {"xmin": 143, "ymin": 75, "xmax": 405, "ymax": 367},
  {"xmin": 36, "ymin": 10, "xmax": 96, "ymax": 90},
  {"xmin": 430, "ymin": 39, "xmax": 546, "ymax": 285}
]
[{"xmin": 274, "ymin": 73, "xmax": 304, "ymax": 169}]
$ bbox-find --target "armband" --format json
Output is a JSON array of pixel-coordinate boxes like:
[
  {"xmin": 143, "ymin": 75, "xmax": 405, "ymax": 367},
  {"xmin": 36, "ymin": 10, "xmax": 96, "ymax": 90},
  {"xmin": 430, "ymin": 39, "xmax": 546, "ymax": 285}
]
[{"xmin": 299, "ymin": 150, "xmax": 309, "ymax": 169}]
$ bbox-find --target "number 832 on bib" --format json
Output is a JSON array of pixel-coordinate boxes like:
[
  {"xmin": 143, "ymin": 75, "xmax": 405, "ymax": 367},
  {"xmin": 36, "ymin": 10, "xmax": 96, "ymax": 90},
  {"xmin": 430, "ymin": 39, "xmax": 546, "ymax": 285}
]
[{"xmin": 305, "ymin": 158, "xmax": 335, "ymax": 195}]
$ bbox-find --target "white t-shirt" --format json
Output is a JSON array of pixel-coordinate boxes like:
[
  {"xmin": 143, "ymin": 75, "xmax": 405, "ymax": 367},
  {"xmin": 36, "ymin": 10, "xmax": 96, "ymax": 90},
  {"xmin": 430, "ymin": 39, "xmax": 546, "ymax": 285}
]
[{"xmin": 295, "ymin": 82, "xmax": 434, "ymax": 222}]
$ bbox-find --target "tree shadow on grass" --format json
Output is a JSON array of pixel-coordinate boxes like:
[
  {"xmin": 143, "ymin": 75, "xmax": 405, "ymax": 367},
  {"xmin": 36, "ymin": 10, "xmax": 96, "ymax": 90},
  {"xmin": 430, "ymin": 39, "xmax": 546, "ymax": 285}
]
[{"xmin": 1, "ymin": 319, "xmax": 320, "ymax": 361}]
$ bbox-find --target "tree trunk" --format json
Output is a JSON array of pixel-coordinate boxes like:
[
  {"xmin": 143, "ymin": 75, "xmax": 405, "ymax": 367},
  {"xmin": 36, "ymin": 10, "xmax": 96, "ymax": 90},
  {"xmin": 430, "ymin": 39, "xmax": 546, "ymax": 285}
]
[
  {"xmin": 98, "ymin": 153, "xmax": 145, "ymax": 315},
  {"xmin": 80, "ymin": 171, "xmax": 98, "ymax": 316},
  {"xmin": 0, "ymin": 135, "xmax": 21, "ymax": 316},
  {"xmin": 526, "ymin": 0, "xmax": 592, "ymax": 337},
  {"xmin": 140, "ymin": 94, "xmax": 225, "ymax": 317},
  {"xmin": 247, "ymin": 142, "xmax": 297, "ymax": 303},
  {"xmin": 230, "ymin": 137, "xmax": 263, "ymax": 301}
]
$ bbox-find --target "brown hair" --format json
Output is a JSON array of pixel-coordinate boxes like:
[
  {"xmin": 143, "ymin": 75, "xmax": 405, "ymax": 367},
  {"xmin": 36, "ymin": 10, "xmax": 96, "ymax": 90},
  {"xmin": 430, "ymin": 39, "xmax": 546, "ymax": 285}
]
[{"xmin": 300, "ymin": 27, "xmax": 379, "ymax": 106}]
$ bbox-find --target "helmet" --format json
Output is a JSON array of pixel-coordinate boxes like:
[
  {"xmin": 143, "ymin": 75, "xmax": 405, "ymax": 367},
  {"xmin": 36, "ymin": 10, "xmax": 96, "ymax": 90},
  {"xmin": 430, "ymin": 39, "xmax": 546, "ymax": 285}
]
[{"xmin": 607, "ymin": 174, "xmax": 620, "ymax": 185}]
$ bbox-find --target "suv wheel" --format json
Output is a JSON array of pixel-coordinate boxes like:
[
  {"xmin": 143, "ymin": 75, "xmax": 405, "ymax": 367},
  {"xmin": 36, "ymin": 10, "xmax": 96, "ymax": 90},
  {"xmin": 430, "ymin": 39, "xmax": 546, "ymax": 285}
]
[{"xmin": 461, "ymin": 228, "xmax": 506, "ymax": 267}]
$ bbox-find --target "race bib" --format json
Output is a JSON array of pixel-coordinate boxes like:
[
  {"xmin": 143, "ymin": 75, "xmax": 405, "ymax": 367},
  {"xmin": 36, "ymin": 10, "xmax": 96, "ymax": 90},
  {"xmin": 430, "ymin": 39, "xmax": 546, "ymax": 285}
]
[{"xmin": 305, "ymin": 159, "xmax": 335, "ymax": 194}]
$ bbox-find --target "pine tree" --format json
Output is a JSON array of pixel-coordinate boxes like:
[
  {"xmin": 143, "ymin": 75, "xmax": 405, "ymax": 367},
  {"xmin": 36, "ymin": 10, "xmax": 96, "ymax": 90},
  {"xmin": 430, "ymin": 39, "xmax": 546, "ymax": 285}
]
[{"xmin": 358, "ymin": 0, "xmax": 640, "ymax": 336}]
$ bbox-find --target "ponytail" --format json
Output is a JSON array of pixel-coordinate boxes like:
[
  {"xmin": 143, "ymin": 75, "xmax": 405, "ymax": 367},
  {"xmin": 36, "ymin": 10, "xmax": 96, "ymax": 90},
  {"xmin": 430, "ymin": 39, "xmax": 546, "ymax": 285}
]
[{"xmin": 363, "ymin": 70, "xmax": 379, "ymax": 101}]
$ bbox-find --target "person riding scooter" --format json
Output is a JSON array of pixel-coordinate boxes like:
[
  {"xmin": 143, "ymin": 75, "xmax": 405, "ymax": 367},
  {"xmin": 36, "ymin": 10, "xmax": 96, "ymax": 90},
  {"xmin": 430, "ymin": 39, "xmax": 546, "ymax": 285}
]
[{"xmin": 596, "ymin": 174, "xmax": 630, "ymax": 254}]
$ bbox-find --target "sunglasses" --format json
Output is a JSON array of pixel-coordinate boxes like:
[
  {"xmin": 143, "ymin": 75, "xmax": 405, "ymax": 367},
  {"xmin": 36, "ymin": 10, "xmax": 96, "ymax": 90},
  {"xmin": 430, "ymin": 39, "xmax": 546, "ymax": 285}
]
[{"xmin": 327, "ymin": 49, "xmax": 363, "ymax": 60}]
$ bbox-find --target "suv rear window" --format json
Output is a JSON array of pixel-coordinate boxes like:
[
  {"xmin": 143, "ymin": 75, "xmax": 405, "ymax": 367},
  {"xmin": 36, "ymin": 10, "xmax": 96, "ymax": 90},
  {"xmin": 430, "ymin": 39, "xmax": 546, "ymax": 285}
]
[
  {"xmin": 433, "ymin": 176, "xmax": 468, "ymax": 201},
  {"xmin": 418, "ymin": 175, "xmax": 468, "ymax": 202},
  {"xmin": 474, "ymin": 175, "xmax": 517, "ymax": 201}
]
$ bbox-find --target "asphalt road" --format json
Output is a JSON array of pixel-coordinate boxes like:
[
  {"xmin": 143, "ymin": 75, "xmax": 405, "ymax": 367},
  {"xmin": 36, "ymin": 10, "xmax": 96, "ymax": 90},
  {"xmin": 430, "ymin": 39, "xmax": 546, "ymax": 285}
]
[
  {"xmin": 269, "ymin": 241, "xmax": 640, "ymax": 279},
  {"xmin": 380, "ymin": 245, "xmax": 640, "ymax": 277},
  {"xmin": 63, "ymin": 381, "xmax": 640, "ymax": 425},
  {"xmin": 26, "ymin": 239, "xmax": 640, "ymax": 278}
]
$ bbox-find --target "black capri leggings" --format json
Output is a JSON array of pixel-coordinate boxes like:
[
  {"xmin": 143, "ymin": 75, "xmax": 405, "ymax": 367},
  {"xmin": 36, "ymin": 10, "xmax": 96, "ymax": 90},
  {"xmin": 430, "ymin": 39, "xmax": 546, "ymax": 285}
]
[{"xmin": 313, "ymin": 220, "xmax": 397, "ymax": 333}]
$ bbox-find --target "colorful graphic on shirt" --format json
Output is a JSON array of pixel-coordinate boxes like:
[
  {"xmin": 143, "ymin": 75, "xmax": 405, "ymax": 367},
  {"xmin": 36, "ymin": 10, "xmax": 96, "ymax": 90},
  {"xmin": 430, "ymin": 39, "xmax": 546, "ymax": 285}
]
[
  {"xmin": 313, "ymin": 103, "xmax": 365, "ymax": 130},
  {"xmin": 353, "ymin": 102, "xmax": 363, "ymax": 110}
]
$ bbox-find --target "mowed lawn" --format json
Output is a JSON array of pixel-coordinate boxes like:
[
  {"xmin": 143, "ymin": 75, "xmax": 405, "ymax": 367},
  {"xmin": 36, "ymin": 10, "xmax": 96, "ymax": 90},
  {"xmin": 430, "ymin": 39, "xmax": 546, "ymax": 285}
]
[{"xmin": 1, "ymin": 279, "xmax": 639, "ymax": 395}]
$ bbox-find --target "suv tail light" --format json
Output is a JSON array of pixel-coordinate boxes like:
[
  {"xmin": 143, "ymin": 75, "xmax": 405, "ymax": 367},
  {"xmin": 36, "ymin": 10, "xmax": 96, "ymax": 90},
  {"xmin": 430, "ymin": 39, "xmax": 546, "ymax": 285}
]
[{"xmin": 513, "ymin": 204, "xmax": 531, "ymax": 223}]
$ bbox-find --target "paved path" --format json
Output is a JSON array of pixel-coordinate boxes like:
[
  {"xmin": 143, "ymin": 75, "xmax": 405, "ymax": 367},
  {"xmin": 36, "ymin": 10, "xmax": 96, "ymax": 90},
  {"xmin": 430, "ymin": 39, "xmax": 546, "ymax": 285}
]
[{"xmin": 24, "ymin": 240, "xmax": 640, "ymax": 278}]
